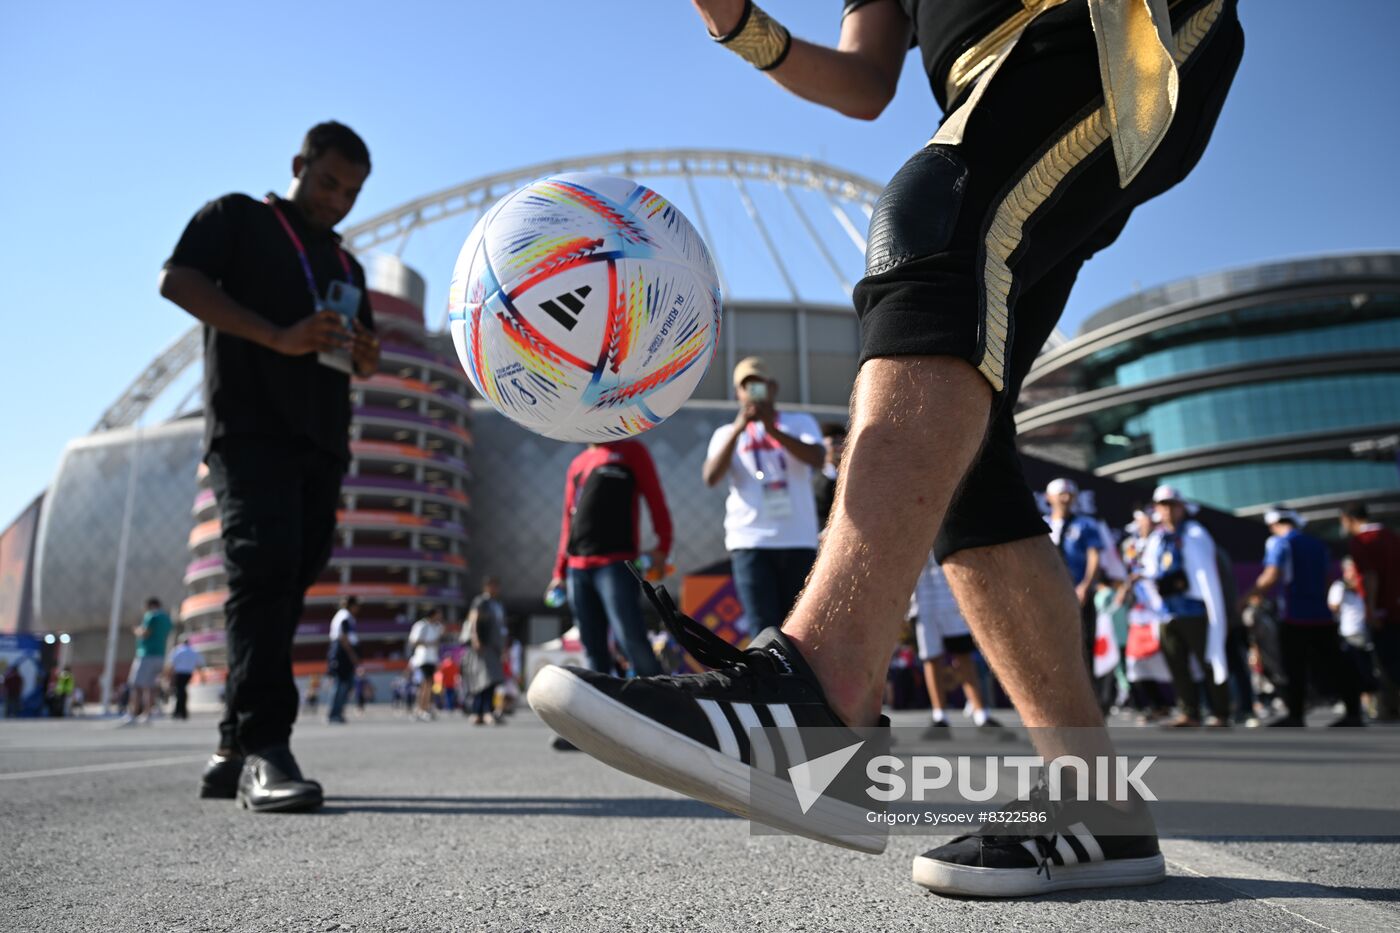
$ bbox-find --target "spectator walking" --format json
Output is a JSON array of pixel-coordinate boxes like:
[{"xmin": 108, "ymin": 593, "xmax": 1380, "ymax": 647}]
[
  {"xmin": 703, "ymin": 357, "xmax": 823, "ymax": 637},
  {"xmin": 0, "ymin": 662, "xmax": 18, "ymax": 718},
  {"xmin": 463, "ymin": 578, "xmax": 506, "ymax": 726},
  {"xmin": 408, "ymin": 608, "xmax": 445, "ymax": 721},
  {"xmin": 911, "ymin": 552, "xmax": 1000, "ymax": 733},
  {"xmin": 812, "ymin": 422, "xmax": 846, "ymax": 532},
  {"xmin": 161, "ymin": 121, "xmax": 378, "ymax": 812},
  {"xmin": 52, "ymin": 667, "xmax": 75, "ymax": 718},
  {"xmin": 167, "ymin": 638, "xmax": 205, "ymax": 720},
  {"xmin": 1142, "ymin": 486, "xmax": 1230, "ymax": 727},
  {"xmin": 1044, "ymin": 479, "xmax": 1107, "ymax": 704},
  {"xmin": 548, "ymin": 437, "xmax": 672, "ymax": 677},
  {"xmin": 122, "ymin": 597, "xmax": 173, "ymax": 726},
  {"xmin": 1331, "ymin": 558, "xmax": 1378, "ymax": 716},
  {"xmin": 1341, "ymin": 501, "xmax": 1400, "ymax": 720},
  {"xmin": 439, "ymin": 652, "xmax": 461, "ymax": 713},
  {"xmin": 1120, "ymin": 509, "xmax": 1173, "ymax": 721},
  {"xmin": 1214, "ymin": 544, "xmax": 1257, "ymax": 726},
  {"xmin": 1247, "ymin": 508, "xmax": 1362, "ymax": 726},
  {"xmin": 327, "ymin": 597, "xmax": 360, "ymax": 724}
]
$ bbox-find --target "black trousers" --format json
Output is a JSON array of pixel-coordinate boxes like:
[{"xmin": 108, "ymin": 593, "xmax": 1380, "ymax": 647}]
[
  {"xmin": 853, "ymin": 0, "xmax": 1243, "ymax": 561},
  {"xmin": 207, "ymin": 436, "xmax": 344, "ymax": 754},
  {"xmin": 1280, "ymin": 622, "xmax": 1361, "ymax": 722},
  {"xmin": 172, "ymin": 672, "xmax": 192, "ymax": 720},
  {"xmin": 1160, "ymin": 615, "xmax": 1230, "ymax": 721}
]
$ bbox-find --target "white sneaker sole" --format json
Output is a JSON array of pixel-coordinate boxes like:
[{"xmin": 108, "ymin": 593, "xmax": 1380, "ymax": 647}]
[
  {"xmin": 528, "ymin": 664, "xmax": 886, "ymax": 854},
  {"xmin": 911, "ymin": 851, "xmax": 1166, "ymax": 897}
]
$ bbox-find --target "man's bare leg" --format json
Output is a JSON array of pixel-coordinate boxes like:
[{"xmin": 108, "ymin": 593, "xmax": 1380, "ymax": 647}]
[
  {"xmin": 946, "ymin": 654, "xmax": 988, "ymax": 715},
  {"xmin": 944, "ymin": 538, "xmax": 1103, "ymax": 724},
  {"xmin": 783, "ymin": 356, "xmax": 991, "ymax": 727},
  {"xmin": 783, "ymin": 355, "xmax": 1109, "ymax": 758},
  {"xmin": 921, "ymin": 659, "xmax": 948, "ymax": 719}
]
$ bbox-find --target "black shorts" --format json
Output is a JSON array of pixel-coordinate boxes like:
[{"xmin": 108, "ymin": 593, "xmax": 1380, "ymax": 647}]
[
  {"xmin": 418, "ymin": 663, "xmax": 438, "ymax": 679},
  {"xmin": 854, "ymin": 0, "xmax": 1243, "ymax": 561}
]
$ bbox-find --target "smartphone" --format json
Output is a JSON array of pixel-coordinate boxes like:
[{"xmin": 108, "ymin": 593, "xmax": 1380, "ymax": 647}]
[
  {"xmin": 747, "ymin": 381, "xmax": 769, "ymax": 403},
  {"xmin": 325, "ymin": 280, "xmax": 362, "ymax": 328},
  {"xmin": 318, "ymin": 280, "xmax": 363, "ymax": 374}
]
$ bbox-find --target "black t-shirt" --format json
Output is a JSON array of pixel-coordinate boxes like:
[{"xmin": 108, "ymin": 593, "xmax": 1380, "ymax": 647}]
[
  {"xmin": 568, "ymin": 462, "xmax": 639, "ymax": 557},
  {"xmin": 843, "ymin": 0, "xmax": 1021, "ymax": 110},
  {"xmin": 164, "ymin": 193, "xmax": 374, "ymax": 461}
]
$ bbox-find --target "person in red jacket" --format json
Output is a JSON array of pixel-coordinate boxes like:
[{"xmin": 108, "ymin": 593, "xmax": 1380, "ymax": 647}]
[{"xmin": 548, "ymin": 441, "xmax": 673, "ymax": 676}]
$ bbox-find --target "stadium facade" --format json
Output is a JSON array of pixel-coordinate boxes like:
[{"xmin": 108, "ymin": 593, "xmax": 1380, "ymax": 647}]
[
  {"xmin": 7, "ymin": 150, "xmax": 875, "ymax": 689},
  {"xmin": 9, "ymin": 146, "xmax": 1394, "ymax": 694},
  {"xmin": 1018, "ymin": 252, "xmax": 1400, "ymax": 529}
]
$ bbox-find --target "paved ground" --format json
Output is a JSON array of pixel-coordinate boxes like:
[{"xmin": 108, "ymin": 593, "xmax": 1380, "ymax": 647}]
[{"xmin": 2, "ymin": 707, "xmax": 1397, "ymax": 932}]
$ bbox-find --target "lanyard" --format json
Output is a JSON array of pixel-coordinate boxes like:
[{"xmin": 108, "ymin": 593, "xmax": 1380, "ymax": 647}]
[
  {"xmin": 265, "ymin": 197, "xmax": 351, "ymax": 304},
  {"xmin": 744, "ymin": 422, "xmax": 786, "ymax": 481}
]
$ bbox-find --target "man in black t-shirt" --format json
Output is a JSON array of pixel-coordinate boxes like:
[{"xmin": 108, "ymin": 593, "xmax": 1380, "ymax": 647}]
[
  {"xmin": 160, "ymin": 121, "xmax": 380, "ymax": 813},
  {"xmin": 532, "ymin": 0, "xmax": 1244, "ymax": 898}
]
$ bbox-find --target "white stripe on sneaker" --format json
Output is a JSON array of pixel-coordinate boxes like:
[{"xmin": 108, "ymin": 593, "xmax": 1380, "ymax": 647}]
[
  {"xmin": 1054, "ymin": 835, "xmax": 1080, "ymax": 865},
  {"xmin": 732, "ymin": 703, "xmax": 772, "ymax": 774},
  {"xmin": 696, "ymin": 698, "xmax": 740, "ymax": 761},
  {"xmin": 1068, "ymin": 821, "xmax": 1105, "ymax": 862},
  {"xmin": 765, "ymin": 703, "xmax": 807, "ymax": 773},
  {"xmin": 1020, "ymin": 840, "xmax": 1041, "ymax": 863}
]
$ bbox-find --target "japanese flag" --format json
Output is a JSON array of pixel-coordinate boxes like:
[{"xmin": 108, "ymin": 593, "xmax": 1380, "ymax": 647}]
[{"xmin": 1093, "ymin": 609, "xmax": 1121, "ymax": 678}]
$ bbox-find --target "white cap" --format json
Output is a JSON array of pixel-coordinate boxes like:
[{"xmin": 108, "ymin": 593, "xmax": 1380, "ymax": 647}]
[
  {"xmin": 1151, "ymin": 484, "xmax": 1185, "ymax": 504},
  {"xmin": 1264, "ymin": 507, "xmax": 1306, "ymax": 528},
  {"xmin": 1046, "ymin": 478, "xmax": 1078, "ymax": 496}
]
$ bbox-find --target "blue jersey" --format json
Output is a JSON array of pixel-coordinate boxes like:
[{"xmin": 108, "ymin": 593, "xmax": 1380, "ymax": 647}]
[
  {"xmin": 1264, "ymin": 529, "xmax": 1332, "ymax": 623},
  {"xmin": 1051, "ymin": 514, "xmax": 1104, "ymax": 586}
]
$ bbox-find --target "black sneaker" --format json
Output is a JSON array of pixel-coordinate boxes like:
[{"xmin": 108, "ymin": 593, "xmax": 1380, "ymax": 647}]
[
  {"xmin": 912, "ymin": 781, "xmax": 1165, "ymax": 897},
  {"xmin": 528, "ymin": 567, "xmax": 887, "ymax": 853},
  {"xmin": 921, "ymin": 720, "xmax": 952, "ymax": 740}
]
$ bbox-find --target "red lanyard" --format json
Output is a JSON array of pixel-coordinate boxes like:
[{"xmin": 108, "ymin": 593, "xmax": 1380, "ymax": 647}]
[
  {"xmin": 265, "ymin": 197, "xmax": 351, "ymax": 304},
  {"xmin": 743, "ymin": 422, "xmax": 786, "ymax": 480}
]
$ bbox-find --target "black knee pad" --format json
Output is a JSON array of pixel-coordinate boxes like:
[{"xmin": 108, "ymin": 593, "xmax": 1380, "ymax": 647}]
[{"xmin": 864, "ymin": 146, "xmax": 969, "ymax": 278}]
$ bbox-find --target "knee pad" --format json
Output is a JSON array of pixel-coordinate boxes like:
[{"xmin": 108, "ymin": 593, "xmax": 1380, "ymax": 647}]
[{"xmin": 864, "ymin": 146, "xmax": 969, "ymax": 278}]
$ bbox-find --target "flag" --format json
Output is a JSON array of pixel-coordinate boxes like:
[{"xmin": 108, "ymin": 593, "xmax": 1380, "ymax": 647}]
[{"xmin": 1093, "ymin": 609, "xmax": 1121, "ymax": 678}]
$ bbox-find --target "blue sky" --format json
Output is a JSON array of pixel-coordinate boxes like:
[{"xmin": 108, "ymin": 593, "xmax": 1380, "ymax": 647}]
[{"xmin": 1, "ymin": 0, "xmax": 1397, "ymax": 528}]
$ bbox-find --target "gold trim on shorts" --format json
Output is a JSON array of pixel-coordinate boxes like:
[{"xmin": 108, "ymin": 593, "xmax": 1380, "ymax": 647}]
[{"xmin": 976, "ymin": 0, "xmax": 1225, "ymax": 392}]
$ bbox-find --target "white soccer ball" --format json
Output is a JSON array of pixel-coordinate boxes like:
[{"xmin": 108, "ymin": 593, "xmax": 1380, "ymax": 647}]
[{"xmin": 448, "ymin": 173, "xmax": 723, "ymax": 442}]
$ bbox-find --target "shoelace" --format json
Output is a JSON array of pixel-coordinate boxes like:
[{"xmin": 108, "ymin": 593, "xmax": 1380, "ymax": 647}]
[
  {"xmin": 627, "ymin": 563, "xmax": 755, "ymax": 671},
  {"xmin": 985, "ymin": 779, "xmax": 1064, "ymax": 880}
]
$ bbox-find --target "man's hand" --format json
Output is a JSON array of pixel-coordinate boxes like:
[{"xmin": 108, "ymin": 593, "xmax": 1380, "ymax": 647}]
[
  {"xmin": 351, "ymin": 318, "xmax": 381, "ymax": 377},
  {"xmin": 756, "ymin": 400, "xmax": 777, "ymax": 431},
  {"xmin": 270, "ymin": 310, "xmax": 350, "ymax": 357},
  {"xmin": 647, "ymin": 549, "xmax": 668, "ymax": 572},
  {"xmin": 547, "ymin": 576, "xmax": 564, "ymax": 593},
  {"xmin": 1075, "ymin": 582, "xmax": 1090, "ymax": 606}
]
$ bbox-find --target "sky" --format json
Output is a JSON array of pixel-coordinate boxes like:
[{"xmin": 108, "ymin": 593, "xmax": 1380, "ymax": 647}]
[{"xmin": 1, "ymin": 0, "xmax": 1398, "ymax": 529}]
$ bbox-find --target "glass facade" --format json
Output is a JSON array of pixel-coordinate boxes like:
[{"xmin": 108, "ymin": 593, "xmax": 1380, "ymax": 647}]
[
  {"xmin": 1106, "ymin": 373, "xmax": 1400, "ymax": 461},
  {"xmin": 1109, "ymin": 313, "xmax": 1400, "ymax": 388},
  {"xmin": 1020, "ymin": 254, "xmax": 1400, "ymax": 517},
  {"xmin": 1163, "ymin": 460, "xmax": 1400, "ymax": 512}
]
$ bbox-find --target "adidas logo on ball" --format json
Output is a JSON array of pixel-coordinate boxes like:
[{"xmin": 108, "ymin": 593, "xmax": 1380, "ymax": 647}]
[{"xmin": 539, "ymin": 286, "xmax": 592, "ymax": 331}]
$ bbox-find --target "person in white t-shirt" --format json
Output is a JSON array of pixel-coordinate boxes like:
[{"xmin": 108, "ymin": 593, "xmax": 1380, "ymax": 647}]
[
  {"xmin": 1331, "ymin": 557, "xmax": 1378, "ymax": 709},
  {"xmin": 408, "ymin": 607, "xmax": 444, "ymax": 721},
  {"xmin": 703, "ymin": 357, "xmax": 825, "ymax": 638}
]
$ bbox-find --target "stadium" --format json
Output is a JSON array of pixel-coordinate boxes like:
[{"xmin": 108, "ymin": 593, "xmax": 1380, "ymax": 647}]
[
  {"xmin": 5, "ymin": 149, "xmax": 882, "ymax": 692},
  {"xmin": 1018, "ymin": 252, "xmax": 1400, "ymax": 530},
  {"xmin": 2, "ymin": 150, "xmax": 1395, "ymax": 698}
]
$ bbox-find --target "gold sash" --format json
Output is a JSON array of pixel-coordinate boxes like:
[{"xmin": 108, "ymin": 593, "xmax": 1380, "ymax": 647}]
[{"xmin": 932, "ymin": 0, "xmax": 1181, "ymax": 188}]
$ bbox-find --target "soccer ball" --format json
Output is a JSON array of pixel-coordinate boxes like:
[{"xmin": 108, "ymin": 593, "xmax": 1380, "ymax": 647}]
[{"xmin": 447, "ymin": 173, "xmax": 722, "ymax": 442}]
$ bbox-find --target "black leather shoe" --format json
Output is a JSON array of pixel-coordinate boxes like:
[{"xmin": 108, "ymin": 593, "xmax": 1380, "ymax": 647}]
[
  {"xmin": 237, "ymin": 746, "xmax": 324, "ymax": 813},
  {"xmin": 198, "ymin": 753, "xmax": 244, "ymax": 799}
]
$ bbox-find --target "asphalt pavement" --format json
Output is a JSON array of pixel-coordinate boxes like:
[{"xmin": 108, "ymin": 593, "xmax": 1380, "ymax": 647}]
[{"xmin": 2, "ymin": 706, "xmax": 1397, "ymax": 932}]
